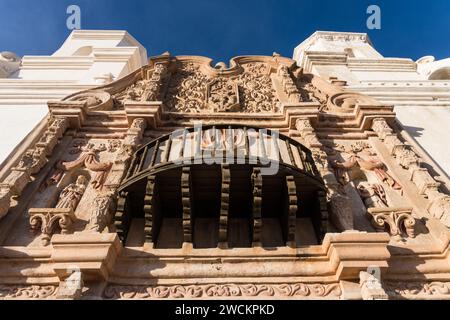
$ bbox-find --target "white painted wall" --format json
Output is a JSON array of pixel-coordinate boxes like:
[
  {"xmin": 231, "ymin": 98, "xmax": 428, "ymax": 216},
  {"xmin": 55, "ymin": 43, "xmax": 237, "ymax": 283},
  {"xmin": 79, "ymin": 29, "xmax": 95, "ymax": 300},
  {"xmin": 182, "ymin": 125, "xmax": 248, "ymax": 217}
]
[
  {"xmin": 293, "ymin": 31, "xmax": 450, "ymax": 178},
  {"xmin": 0, "ymin": 30, "xmax": 148, "ymax": 168},
  {"xmin": 0, "ymin": 105, "xmax": 48, "ymax": 165}
]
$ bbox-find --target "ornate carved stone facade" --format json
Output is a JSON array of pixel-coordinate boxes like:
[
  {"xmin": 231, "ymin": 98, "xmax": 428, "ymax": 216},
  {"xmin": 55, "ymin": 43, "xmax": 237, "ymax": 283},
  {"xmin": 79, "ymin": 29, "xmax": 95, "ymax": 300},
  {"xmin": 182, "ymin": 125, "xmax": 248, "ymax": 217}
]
[{"xmin": 0, "ymin": 33, "xmax": 449, "ymax": 301}]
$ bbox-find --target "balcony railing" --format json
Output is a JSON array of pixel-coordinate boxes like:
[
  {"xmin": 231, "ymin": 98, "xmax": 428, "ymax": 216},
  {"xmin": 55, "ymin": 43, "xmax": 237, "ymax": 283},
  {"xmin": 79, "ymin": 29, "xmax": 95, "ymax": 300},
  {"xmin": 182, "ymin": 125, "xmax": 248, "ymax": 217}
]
[{"xmin": 120, "ymin": 125, "xmax": 322, "ymax": 191}]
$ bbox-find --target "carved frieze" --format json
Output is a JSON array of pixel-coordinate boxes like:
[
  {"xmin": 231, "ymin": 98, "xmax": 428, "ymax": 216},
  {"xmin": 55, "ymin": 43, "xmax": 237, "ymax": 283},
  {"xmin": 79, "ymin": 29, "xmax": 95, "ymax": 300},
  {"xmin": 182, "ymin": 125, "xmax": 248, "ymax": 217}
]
[
  {"xmin": 103, "ymin": 283, "xmax": 342, "ymax": 299},
  {"xmin": 0, "ymin": 285, "xmax": 57, "ymax": 299},
  {"xmin": 163, "ymin": 60, "xmax": 280, "ymax": 113}
]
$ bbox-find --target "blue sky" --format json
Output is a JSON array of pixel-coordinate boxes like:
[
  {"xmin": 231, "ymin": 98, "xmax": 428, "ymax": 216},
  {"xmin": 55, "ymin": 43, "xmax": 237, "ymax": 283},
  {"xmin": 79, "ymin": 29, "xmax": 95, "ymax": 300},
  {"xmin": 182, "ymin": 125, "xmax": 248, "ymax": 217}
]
[{"xmin": 1, "ymin": 0, "xmax": 449, "ymax": 62}]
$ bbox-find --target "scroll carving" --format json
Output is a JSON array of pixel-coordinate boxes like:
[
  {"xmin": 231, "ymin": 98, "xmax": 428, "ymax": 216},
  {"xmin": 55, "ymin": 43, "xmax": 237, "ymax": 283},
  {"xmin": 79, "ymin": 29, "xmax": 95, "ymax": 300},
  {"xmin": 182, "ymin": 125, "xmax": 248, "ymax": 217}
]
[
  {"xmin": 103, "ymin": 283, "xmax": 341, "ymax": 299},
  {"xmin": 164, "ymin": 61, "xmax": 280, "ymax": 113},
  {"xmin": 29, "ymin": 208, "xmax": 76, "ymax": 245},
  {"xmin": 0, "ymin": 285, "xmax": 57, "ymax": 299},
  {"xmin": 50, "ymin": 142, "xmax": 112, "ymax": 190},
  {"xmin": 367, "ymin": 207, "xmax": 416, "ymax": 238}
]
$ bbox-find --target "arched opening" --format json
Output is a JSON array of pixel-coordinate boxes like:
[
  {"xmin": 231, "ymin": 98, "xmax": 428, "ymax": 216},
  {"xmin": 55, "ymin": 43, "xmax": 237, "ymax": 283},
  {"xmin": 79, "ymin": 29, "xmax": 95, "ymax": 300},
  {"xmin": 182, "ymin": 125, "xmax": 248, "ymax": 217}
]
[{"xmin": 115, "ymin": 125, "xmax": 329, "ymax": 249}]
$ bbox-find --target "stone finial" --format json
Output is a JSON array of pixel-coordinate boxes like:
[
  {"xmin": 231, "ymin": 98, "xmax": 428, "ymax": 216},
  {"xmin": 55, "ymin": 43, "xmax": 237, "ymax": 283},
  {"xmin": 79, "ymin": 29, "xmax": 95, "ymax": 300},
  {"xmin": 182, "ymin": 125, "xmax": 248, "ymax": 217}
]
[{"xmin": 0, "ymin": 51, "xmax": 21, "ymax": 78}]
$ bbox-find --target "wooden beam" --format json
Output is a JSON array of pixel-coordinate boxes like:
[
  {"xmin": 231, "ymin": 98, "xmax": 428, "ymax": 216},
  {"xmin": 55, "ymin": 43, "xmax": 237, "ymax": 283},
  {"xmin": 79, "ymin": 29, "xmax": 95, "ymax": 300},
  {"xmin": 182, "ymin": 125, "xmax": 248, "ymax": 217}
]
[
  {"xmin": 143, "ymin": 175, "xmax": 156, "ymax": 244},
  {"xmin": 286, "ymin": 175, "xmax": 298, "ymax": 247},
  {"xmin": 251, "ymin": 168, "xmax": 262, "ymax": 246},
  {"xmin": 181, "ymin": 167, "xmax": 192, "ymax": 244},
  {"xmin": 317, "ymin": 190, "xmax": 328, "ymax": 241},
  {"xmin": 114, "ymin": 191, "xmax": 129, "ymax": 242},
  {"xmin": 219, "ymin": 164, "xmax": 230, "ymax": 247}
]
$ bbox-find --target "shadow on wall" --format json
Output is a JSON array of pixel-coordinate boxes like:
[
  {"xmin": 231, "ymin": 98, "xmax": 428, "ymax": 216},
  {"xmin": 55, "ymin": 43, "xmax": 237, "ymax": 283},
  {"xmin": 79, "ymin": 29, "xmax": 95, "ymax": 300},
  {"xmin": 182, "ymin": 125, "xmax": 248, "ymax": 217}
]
[{"xmin": 402, "ymin": 125, "xmax": 424, "ymax": 139}]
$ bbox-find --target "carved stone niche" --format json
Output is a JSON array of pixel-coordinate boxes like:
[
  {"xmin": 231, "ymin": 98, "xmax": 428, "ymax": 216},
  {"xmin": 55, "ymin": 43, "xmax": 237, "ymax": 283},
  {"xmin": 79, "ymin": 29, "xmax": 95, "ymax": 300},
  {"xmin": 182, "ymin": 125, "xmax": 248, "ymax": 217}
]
[
  {"xmin": 29, "ymin": 208, "xmax": 76, "ymax": 246},
  {"xmin": 367, "ymin": 207, "xmax": 416, "ymax": 238}
]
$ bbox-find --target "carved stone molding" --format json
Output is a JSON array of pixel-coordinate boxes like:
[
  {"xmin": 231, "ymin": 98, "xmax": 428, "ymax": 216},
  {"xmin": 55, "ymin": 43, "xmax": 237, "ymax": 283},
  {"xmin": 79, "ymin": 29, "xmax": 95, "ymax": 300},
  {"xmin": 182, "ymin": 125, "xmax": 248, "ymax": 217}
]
[
  {"xmin": 367, "ymin": 207, "xmax": 416, "ymax": 238},
  {"xmin": 103, "ymin": 283, "xmax": 342, "ymax": 300},
  {"xmin": 0, "ymin": 117, "xmax": 68, "ymax": 219},
  {"xmin": 277, "ymin": 65, "xmax": 301, "ymax": 102},
  {"xmin": 294, "ymin": 117, "xmax": 353, "ymax": 231},
  {"xmin": 0, "ymin": 285, "xmax": 57, "ymax": 300},
  {"xmin": 29, "ymin": 208, "xmax": 76, "ymax": 246},
  {"xmin": 384, "ymin": 281, "xmax": 450, "ymax": 299},
  {"xmin": 372, "ymin": 118, "xmax": 450, "ymax": 228}
]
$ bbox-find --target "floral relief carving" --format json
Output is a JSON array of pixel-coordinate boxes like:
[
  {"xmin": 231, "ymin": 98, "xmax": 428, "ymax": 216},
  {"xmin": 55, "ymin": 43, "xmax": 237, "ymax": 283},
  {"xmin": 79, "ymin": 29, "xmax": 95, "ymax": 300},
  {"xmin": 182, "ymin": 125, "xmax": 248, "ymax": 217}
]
[
  {"xmin": 103, "ymin": 283, "xmax": 341, "ymax": 299},
  {"xmin": 0, "ymin": 285, "xmax": 57, "ymax": 299},
  {"xmin": 384, "ymin": 282, "xmax": 450, "ymax": 298},
  {"xmin": 165, "ymin": 62, "xmax": 210, "ymax": 113},
  {"xmin": 207, "ymin": 77, "xmax": 240, "ymax": 112},
  {"xmin": 113, "ymin": 63, "xmax": 168, "ymax": 107},
  {"xmin": 163, "ymin": 61, "xmax": 280, "ymax": 113},
  {"xmin": 236, "ymin": 63, "xmax": 280, "ymax": 113}
]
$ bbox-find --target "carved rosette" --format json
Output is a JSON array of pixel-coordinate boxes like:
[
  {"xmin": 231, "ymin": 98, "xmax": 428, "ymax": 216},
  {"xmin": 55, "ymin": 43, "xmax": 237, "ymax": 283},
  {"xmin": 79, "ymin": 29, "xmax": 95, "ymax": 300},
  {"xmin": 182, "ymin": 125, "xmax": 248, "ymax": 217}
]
[
  {"xmin": 103, "ymin": 283, "xmax": 341, "ymax": 300},
  {"xmin": 367, "ymin": 207, "xmax": 416, "ymax": 238},
  {"xmin": 29, "ymin": 208, "xmax": 76, "ymax": 245}
]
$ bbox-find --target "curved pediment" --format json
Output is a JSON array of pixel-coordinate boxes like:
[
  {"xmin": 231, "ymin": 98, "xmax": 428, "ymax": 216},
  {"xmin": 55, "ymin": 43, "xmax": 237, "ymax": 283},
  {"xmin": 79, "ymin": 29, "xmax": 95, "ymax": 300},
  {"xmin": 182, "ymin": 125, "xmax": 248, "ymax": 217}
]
[{"xmin": 50, "ymin": 53, "xmax": 394, "ymax": 130}]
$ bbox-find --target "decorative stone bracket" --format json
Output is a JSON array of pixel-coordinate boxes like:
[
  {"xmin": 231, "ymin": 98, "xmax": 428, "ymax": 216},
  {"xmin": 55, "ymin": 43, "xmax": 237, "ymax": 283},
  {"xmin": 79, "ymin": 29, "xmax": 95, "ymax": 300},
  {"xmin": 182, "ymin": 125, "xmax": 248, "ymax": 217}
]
[
  {"xmin": 29, "ymin": 208, "xmax": 76, "ymax": 246},
  {"xmin": 367, "ymin": 207, "xmax": 416, "ymax": 238},
  {"xmin": 51, "ymin": 233, "xmax": 122, "ymax": 282}
]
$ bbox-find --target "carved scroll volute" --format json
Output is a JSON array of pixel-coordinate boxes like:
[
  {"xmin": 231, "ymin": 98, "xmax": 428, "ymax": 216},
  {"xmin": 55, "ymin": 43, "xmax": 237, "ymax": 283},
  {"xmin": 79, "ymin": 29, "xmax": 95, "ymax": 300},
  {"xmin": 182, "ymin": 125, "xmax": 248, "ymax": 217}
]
[{"xmin": 367, "ymin": 207, "xmax": 416, "ymax": 238}]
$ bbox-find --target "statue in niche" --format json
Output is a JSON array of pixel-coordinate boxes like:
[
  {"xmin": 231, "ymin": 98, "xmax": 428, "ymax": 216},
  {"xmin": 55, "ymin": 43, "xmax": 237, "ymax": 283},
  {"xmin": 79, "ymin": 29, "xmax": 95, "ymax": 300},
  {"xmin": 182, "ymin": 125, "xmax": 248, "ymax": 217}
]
[
  {"xmin": 55, "ymin": 175, "xmax": 87, "ymax": 210},
  {"xmin": 357, "ymin": 182, "xmax": 388, "ymax": 208}
]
